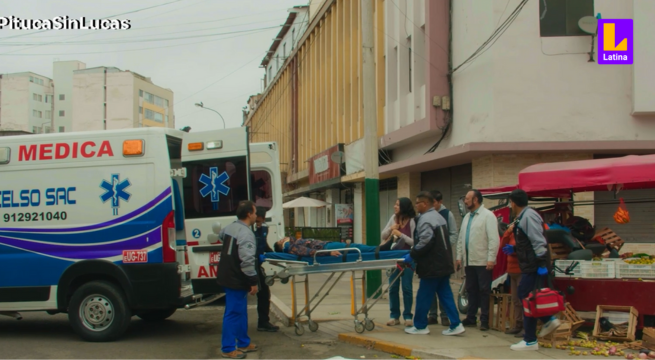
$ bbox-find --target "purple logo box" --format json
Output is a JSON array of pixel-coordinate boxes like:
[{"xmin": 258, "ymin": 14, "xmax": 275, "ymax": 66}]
[{"xmin": 598, "ymin": 19, "xmax": 633, "ymax": 65}]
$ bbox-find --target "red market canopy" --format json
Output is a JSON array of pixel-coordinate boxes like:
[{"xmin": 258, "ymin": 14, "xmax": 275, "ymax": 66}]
[{"xmin": 518, "ymin": 154, "xmax": 655, "ymax": 195}]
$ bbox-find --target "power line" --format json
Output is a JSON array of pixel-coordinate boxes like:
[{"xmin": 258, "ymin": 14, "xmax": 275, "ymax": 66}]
[
  {"xmin": 0, "ymin": 0, "xmax": 185, "ymax": 42},
  {"xmin": 174, "ymin": 51, "xmax": 267, "ymax": 106},
  {"xmin": 0, "ymin": 28, "xmax": 274, "ymax": 56},
  {"xmin": 452, "ymin": 0, "xmax": 529, "ymax": 73},
  {"xmin": 1, "ymin": 25, "xmax": 282, "ymax": 46}
]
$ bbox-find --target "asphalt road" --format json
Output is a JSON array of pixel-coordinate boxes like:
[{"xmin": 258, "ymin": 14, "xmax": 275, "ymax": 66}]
[{"xmin": 0, "ymin": 300, "xmax": 388, "ymax": 359}]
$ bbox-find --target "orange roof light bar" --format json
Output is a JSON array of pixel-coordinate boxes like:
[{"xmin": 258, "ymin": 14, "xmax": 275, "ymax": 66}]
[
  {"xmin": 123, "ymin": 140, "xmax": 144, "ymax": 156},
  {"xmin": 188, "ymin": 142, "xmax": 203, "ymax": 151}
]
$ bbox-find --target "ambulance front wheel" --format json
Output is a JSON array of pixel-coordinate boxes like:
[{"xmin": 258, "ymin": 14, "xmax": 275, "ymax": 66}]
[{"xmin": 68, "ymin": 280, "xmax": 131, "ymax": 342}]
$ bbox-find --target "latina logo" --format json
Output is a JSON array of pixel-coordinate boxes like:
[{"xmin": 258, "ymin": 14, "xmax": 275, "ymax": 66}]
[
  {"xmin": 100, "ymin": 174, "xmax": 132, "ymax": 216},
  {"xmin": 598, "ymin": 19, "xmax": 633, "ymax": 65},
  {"xmin": 199, "ymin": 167, "xmax": 230, "ymax": 210}
]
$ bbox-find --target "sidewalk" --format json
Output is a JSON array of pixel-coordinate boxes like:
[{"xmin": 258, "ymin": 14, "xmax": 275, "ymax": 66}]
[{"xmin": 269, "ymin": 273, "xmax": 601, "ymax": 359}]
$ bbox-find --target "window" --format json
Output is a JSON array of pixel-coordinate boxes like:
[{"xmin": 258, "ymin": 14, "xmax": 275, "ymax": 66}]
[
  {"xmin": 154, "ymin": 95, "xmax": 164, "ymax": 107},
  {"xmin": 45, "ymin": 95, "xmax": 49, "ymax": 103},
  {"xmin": 33, "ymin": 93, "xmax": 38, "ymax": 101},
  {"xmin": 165, "ymin": 99, "xmax": 169, "ymax": 107},
  {"xmin": 59, "ymin": 126, "xmax": 65, "ymax": 133},
  {"xmin": 59, "ymin": 110, "xmax": 65, "ymax": 116},
  {"xmin": 33, "ymin": 110, "xmax": 41, "ymax": 118},
  {"xmin": 144, "ymin": 92, "xmax": 155, "ymax": 104},
  {"xmin": 139, "ymin": 106, "xmax": 143, "ymax": 114},
  {"xmin": 45, "ymin": 110, "xmax": 51, "ymax": 119},
  {"xmin": 38, "ymin": 94, "xmax": 42, "ymax": 102},
  {"xmin": 292, "ymin": 28, "xmax": 296, "ymax": 49},
  {"xmin": 29, "ymin": 76, "xmax": 34, "ymax": 83},
  {"xmin": 139, "ymin": 89, "xmax": 143, "ymax": 97},
  {"xmin": 251, "ymin": 170, "xmax": 273, "ymax": 211},
  {"xmin": 539, "ymin": 0, "xmax": 594, "ymax": 37},
  {"xmin": 154, "ymin": 112, "xmax": 163, "ymax": 122},
  {"xmin": 409, "ymin": 47, "xmax": 412, "ymax": 93},
  {"xmin": 182, "ymin": 156, "xmax": 250, "ymax": 219},
  {"xmin": 145, "ymin": 109, "xmax": 155, "ymax": 120},
  {"xmin": 59, "ymin": 94, "xmax": 65, "ymax": 100}
]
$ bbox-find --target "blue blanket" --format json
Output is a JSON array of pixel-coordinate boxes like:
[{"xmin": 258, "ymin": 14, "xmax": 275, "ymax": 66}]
[{"xmin": 263, "ymin": 249, "xmax": 409, "ymax": 265}]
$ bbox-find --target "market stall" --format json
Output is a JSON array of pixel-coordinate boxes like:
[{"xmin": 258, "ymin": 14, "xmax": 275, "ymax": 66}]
[{"xmin": 474, "ymin": 155, "xmax": 655, "ymax": 335}]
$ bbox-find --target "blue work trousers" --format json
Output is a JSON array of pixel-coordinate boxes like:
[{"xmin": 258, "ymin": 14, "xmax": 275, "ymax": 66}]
[
  {"xmin": 388, "ymin": 266, "xmax": 414, "ymax": 320},
  {"xmin": 222, "ymin": 287, "xmax": 251, "ymax": 353},
  {"xmin": 414, "ymin": 275, "xmax": 461, "ymax": 330},
  {"xmin": 519, "ymin": 272, "xmax": 552, "ymax": 343}
]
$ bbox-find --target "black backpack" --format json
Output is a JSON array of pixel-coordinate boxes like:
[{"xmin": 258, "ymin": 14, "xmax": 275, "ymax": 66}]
[{"xmin": 565, "ymin": 216, "xmax": 595, "ymax": 242}]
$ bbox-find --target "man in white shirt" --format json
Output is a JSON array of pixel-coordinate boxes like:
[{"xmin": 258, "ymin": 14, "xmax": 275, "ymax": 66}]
[{"xmin": 456, "ymin": 190, "xmax": 499, "ymax": 331}]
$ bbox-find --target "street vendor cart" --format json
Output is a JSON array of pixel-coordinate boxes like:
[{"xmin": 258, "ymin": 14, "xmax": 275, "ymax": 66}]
[{"xmin": 463, "ymin": 155, "xmax": 655, "ymax": 333}]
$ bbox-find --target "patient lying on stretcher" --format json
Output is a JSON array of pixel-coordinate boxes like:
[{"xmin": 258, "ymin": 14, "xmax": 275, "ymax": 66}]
[{"xmin": 273, "ymin": 237, "xmax": 382, "ymax": 257}]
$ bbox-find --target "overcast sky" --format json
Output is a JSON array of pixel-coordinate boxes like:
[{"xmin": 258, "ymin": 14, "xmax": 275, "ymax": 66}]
[{"xmin": 1, "ymin": 0, "xmax": 306, "ymax": 131}]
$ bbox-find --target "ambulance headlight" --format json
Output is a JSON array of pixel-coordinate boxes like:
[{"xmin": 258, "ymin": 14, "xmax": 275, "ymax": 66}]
[{"xmin": 0, "ymin": 147, "xmax": 10, "ymax": 164}]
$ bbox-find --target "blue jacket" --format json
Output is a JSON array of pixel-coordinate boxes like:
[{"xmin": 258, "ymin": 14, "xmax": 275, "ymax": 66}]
[{"xmin": 254, "ymin": 224, "xmax": 273, "ymax": 257}]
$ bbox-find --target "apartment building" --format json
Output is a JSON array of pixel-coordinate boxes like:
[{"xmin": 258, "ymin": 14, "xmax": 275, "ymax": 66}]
[
  {"xmin": 71, "ymin": 66, "xmax": 174, "ymax": 131},
  {"xmin": 0, "ymin": 72, "xmax": 55, "ymax": 134}
]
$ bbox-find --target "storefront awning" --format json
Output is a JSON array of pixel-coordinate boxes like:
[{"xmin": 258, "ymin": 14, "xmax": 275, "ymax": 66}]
[{"xmin": 519, "ymin": 154, "xmax": 655, "ymax": 194}]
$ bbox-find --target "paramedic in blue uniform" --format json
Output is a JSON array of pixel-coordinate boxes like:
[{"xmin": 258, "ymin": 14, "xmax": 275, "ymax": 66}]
[
  {"xmin": 254, "ymin": 207, "xmax": 279, "ymax": 332},
  {"xmin": 216, "ymin": 200, "xmax": 260, "ymax": 359}
]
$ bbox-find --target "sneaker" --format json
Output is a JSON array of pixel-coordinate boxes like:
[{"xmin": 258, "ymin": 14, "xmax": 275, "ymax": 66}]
[
  {"xmin": 441, "ymin": 318, "xmax": 450, "ymax": 327},
  {"xmin": 442, "ymin": 323, "xmax": 465, "ymax": 336},
  {"xmin": 222, "ymin": 350, "xmax": 246, "ymax": 359},
  {"xmin": 237, "ymin": 344, "xmax": 258, "ymax": 353},
  {"xmin": 404, "ymin": 319, "xmax": 413, "ymax": 327},
  {"xmin": 480, "ymin": 322, "xmax": 489, "ymax": 331},
  {"xmin": 386, "ymin": 318, "xmax": 400, "ymax": 326},
  {"xmin": 538, "ymin": 317, "xmax": 561, "ymax": 338},
  {"xmin": 461, "ymin": 318, "xmax": 477, "ymax": 327},
  {"xmin": 428, "ymin": 317, "xmax": 438, "ymax": 325},
  {"xmin": 510, "ymin": 340, "xmax": 539, "ymax": 351},
  {"xmin": 405, "ymin": 326, "xmax": 430, "ymax": 335},
  {"xmin": 257, "ymin": 322, "xmax": 279, "ymax": 332}
]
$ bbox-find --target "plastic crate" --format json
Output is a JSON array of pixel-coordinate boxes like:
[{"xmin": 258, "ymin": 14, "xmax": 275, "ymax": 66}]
[
  {"xmin": 554, "ymin": 260, "xmax": 616, "ymax": 279},
  {"xmin": 615, "ymin": 261, "xmax": 655, "ymax": 279}
]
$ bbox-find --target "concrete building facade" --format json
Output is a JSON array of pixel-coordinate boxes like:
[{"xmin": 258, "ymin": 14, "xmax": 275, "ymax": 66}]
[
  {"xmin": 53, "ymin": 60, "xmax": 86, "ymax": 133},
  {"xmin": 0, "ymin": 72, "xmax": 55, "ymax": 134},
  {"xmin": 379, "ymin": 0, "xmax": 655, "ymax": 243},
  {"xmin": 71, "ymin": 67, "xmax": 174, "ymax": 131}
]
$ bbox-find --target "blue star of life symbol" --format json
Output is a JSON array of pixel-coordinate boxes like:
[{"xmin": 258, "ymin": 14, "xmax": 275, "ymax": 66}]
[
  {"xmin": 100, "ymin": 174, "xmax": 132, "ymax": 216},
  {"xmin": 199, "ymin": 167, "xmax": 230, "ymax": 210}
]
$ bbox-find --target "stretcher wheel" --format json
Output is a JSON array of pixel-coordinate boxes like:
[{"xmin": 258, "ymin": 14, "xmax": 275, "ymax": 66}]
[
  {"xmin": 365, "ymin": 319, "xmax": 375, "ymax": 331},
  {"xmin": 354, "ymin": 321, "xmax": 365, "ymax": 334},
  {"xmin": 281, "ymin": 278, "xmax": 289, "ymax": 285},
  {"xmin": 294, "ymin": 322, "xmax": 304, "ymax": 336},
  {"xmin": 264, "ymin": 276, "xmax": 275, "ymax": 287},
  {"xmin": 308, "ymin": 320, "xmax": 319, "ymax": 332}
]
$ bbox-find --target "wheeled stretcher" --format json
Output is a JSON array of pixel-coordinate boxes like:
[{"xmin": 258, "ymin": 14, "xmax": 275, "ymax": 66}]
[{"xmin": 261, "ymin": 247, "xmax": 410, "ymax": 335}]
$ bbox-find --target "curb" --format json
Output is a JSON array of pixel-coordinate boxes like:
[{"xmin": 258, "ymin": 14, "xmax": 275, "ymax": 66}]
[
  {"xmin": 269, "ymin": 294, "xmax": 291, "ymax": 327},
  {"xmin": 337, "ymin": 332, "xmax": 483, "ymax": 359}
]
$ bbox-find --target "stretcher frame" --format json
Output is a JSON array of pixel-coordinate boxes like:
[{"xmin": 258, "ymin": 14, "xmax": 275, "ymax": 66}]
[{"xmin": 263, "ymin": 247, "xmax": 409, "ymax": 335}]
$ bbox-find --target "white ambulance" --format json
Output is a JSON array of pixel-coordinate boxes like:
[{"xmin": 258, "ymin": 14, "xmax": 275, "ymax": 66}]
[{"xmin": 0, "ymin": 126, "xmax": 284, "ymax": 342}]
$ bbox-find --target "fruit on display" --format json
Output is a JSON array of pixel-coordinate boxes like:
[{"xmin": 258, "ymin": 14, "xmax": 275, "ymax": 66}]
[{"xmin": 624, "ymin": 256, "xmax": 655, "ymax": 265}]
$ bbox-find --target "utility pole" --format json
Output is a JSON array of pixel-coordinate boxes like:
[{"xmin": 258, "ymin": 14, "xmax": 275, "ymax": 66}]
[{"xmin": 361, "ymin": 0, "xmax": 381, "ymax": 298}]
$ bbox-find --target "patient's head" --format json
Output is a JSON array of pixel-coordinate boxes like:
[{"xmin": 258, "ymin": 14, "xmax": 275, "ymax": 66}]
[{"xmin": 274, "ymin": 237, "xmax": 290, "ymax": 253}]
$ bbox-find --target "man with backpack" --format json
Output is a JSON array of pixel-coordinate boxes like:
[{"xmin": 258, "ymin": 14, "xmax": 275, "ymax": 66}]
[
  {"xmin": 503, "ymin": 189, "xmax": 561, "ymax": 351},
  {"xmin": 428, "ymin": 190, "xmax": 459, "ymax": 326}
]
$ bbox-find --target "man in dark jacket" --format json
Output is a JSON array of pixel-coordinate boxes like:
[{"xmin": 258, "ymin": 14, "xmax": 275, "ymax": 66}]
[
  {"xmin": 403, "ymin": 191, "xmax": 465, "ymax": 336},
  {"xmin": 254, "ymin": 207, "xmax": 279, "ymax": 332},
  {"xmin": 503, "ymin": 189, "xmax": 560, "ymax": 351},
  {"xmin": 216, "ymin": 201, "xmax": 260, "ymax": 359}
]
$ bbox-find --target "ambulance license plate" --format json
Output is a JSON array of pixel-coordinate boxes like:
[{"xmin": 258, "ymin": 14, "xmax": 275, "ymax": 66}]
[
  {"xmin": 209, "ymin": 252, "xmax": 221, "ymax": 266},
  {"xmin": 123, "ymin": 250, "xmax": 148, "ymax": 263}
]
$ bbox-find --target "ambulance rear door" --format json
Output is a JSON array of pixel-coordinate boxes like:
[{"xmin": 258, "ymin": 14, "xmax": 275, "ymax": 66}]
[{"xmin": 180, "ymin": 127, "xmax": 251, "ymax": 296}]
